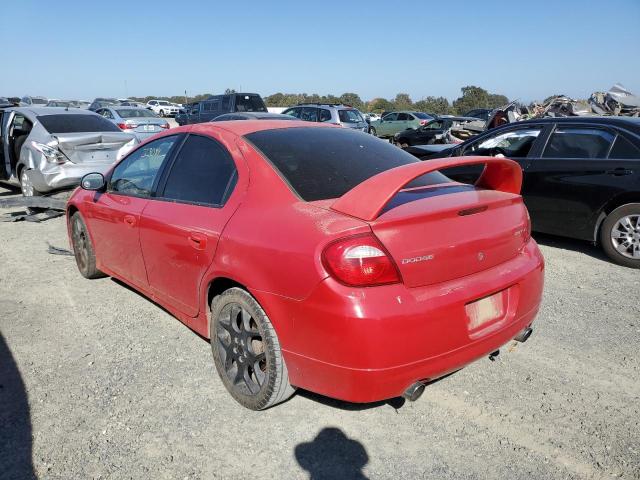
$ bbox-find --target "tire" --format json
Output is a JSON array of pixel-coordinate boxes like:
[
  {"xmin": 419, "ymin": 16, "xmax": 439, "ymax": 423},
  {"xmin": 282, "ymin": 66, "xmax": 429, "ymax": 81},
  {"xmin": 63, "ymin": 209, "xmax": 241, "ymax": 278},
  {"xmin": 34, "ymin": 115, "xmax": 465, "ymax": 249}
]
[
  {"xmin": 19, "ymin": 168, "xmax": 42, "ymax": 197},
  {"xmin": 159, "ymin": 109, "xmax": 165, "ymax": 117},
  {"xmin": 210, "ymin": 287, "xmax": 295, "ymax": 410},
  {"xmin": 600, "ymin": 203, "xmax": 640, "ymax": 268},
  {"xmin": 369, "ymin": 126, "xmax": 377, "ymax": 136},
  {"xmin": 70, "ymin": 212, "xmax": 105, "ymax": 279}
]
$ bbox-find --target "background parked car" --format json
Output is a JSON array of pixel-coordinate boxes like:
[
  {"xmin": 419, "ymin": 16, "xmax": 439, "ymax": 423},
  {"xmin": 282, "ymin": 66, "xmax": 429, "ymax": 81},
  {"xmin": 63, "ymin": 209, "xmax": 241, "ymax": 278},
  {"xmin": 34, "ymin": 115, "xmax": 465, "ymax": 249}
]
[
  {"xmin": 282, "ymin": 103, "xmax": 368, "ymax": 132},
  {"xmin": 176, "ymin": 93, "xmax": 267, "ymax": 125},
  {"xmin": 46, "ymin": 100, "xmax": 77, "ymax": 108},
  {"xmin": 146, "ymin": 100, "xmax": 180, "ymax": 117},
  {"xmin": 394, "ymin": 116, "xmax": 480, "ymax": 147},
  {"xmin": 369, "ymin": 111, "xmax": 434, "ymax": 138},
  {"xmin": 464, "ymin": 109, "xmax": 493, "ymax": 121},
  {"xmin": 89, "ymin": 98, "xmax": 119, "ymax": 111},
  {"xmin": 0, "ymin": 107, "xmax": 137, "ymax": 195},
  {"xmin": 20, "ymin": 96, "xmax": 48, "ymax": 107},
  {"xmin": 406, "ymin": 116, "xmax": 640, "ymax": 268},
  {"xmin": 96, "ymin": 106, "xmax": 170, "ymax": 141},
  {"xmin": 212, "ymin": 112, "xmax": 297, "ymax": 121}
]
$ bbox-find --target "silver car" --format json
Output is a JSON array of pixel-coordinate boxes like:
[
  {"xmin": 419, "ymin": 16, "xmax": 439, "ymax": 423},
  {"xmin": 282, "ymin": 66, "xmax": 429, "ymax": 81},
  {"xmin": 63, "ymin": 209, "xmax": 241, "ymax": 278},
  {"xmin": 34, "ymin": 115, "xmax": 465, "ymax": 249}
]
[
  {"xmin": 96, "ymin": 106, "xmax": 170, "ymax": 141},
  {"xmin": 282, "ymin": 103, "xmax": 369, "ymax": 132},
  {"xmin": 0, "ymin": 107, "xmax": 137, "ymax": 196}
]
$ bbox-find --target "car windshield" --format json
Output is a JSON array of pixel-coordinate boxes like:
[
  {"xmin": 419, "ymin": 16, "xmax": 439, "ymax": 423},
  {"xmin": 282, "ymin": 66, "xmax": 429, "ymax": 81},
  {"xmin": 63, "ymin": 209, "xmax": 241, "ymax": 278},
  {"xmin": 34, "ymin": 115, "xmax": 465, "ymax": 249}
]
[
  {"xmin": 414, "ymin": 112, "xmax": 432, "ymax": 119},
  {"xmin": 32, "ymin": 98, "xmax": 48, "ymax": 105},
  {"xmin": 157, "ymin": 101, "xmax": 171, "ymax": 106},
  {"xmin": 235, "ymin": 95, "xmax": 267, "ymax": 112},
  {"xmin": 117, "ymin": 109, "xmax": 157, "ymax": 118},
  {"xmin": 338, "ymin": 109, "xmax": 363, "ymax": 123},
  {"xmin": 245, "ymin": 127, "xmax": 449, "ymax": 201},
  {"xmin": 37, "ymin": 114, "xmax": 122, "ymax": 133}
]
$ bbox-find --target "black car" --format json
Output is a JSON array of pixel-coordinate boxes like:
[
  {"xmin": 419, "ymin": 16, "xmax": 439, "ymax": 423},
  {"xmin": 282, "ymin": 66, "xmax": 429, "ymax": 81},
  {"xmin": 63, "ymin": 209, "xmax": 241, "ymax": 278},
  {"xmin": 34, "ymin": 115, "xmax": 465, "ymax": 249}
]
[
  {"xmin": 176, "ymin": 93, "xmax": 267, "ymax": 126},
  {"xmin": 394, "ymin": 116, "xmax": 480, "ymax": 147},
  {"xmin": 406, "ymin": 117, "xmax": 640, "ymax": 268},
  {"xmin": 464, "ymin": 109, "xmax": 492, "ymax": 121}
]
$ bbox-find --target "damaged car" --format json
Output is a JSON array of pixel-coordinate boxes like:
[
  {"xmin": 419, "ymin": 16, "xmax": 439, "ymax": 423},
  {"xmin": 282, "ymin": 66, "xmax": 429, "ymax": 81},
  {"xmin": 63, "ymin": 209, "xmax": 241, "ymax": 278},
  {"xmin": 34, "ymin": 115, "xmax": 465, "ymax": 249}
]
[
  {"xmin": 394, "ymin": 116, "xmax": 483, "ymax": 147},
  {"xmin": 0, "ymin": 107, "xmax": 137, "ymax": 196}
]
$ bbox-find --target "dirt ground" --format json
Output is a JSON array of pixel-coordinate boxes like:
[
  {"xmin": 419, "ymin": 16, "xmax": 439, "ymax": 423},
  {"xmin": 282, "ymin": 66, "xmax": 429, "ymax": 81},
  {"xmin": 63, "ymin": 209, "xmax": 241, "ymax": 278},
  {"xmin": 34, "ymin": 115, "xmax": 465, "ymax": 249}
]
[{"xmin": 1, "ymin": 182, "xmax": 639, "ymax": 480}]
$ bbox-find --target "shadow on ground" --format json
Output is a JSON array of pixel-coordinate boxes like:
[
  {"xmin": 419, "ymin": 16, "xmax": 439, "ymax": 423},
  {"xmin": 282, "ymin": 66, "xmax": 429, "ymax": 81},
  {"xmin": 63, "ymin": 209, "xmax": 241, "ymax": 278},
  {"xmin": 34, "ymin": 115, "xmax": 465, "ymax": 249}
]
[
  {"xmin": 0, "ymin": 334, "xmax": 36, "ymax": 480},
  {"xmin": 533, "ymin": 232, "xmax": 609, "ymax": 263},
  {"xmin": 295, "ymin": 427, "xmax": 369, "ymax": 480}
]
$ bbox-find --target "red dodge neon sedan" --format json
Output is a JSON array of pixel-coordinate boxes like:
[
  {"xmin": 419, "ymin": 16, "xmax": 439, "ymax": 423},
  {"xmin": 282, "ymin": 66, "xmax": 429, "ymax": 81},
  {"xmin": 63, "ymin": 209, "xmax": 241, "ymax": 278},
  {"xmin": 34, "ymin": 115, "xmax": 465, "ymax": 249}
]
[{"xmin": 67, "ymin": 121, "xmax": 544, "ymax": 410}]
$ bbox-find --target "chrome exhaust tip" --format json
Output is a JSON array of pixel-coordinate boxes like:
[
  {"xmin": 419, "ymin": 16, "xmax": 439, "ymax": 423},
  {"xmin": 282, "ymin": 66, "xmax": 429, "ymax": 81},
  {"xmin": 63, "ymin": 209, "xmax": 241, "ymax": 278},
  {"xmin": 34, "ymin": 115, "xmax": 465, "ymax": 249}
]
[
  {"xmin": 402, "ymin": 382, "xmax": 426, "ymax": 402},
  {"xmin": 514, "ymin": 327, "xmax": 533, "ymax": 343}
]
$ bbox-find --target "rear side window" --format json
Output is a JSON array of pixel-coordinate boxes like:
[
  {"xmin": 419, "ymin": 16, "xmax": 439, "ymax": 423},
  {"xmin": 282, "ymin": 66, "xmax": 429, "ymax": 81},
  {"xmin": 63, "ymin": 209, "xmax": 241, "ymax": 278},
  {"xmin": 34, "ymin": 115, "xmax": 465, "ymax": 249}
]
[
  {"xmin": 543, "ymin": 127, "xmax": 614, "ymax": 159},
  {"xmin": 609, "ymin": 135, "xmax": 640, "ymax": 159},
  {"xmin": 161, "ymin": 135, "xmax": 237, "ymax": 206},
  {"xmin": 245, "ymin": 127, "xmax": 449, "ymax": 201},
  {"xmin": 338, "ymin": 109, "xmax": 363, "ymax": 123},
  {"xmin": 319, "ymin": 109, "xmax": 332, "ymax": 122},
  {"xmin": 37, "ymin": 114, "xmax": 120, "ymax": 133},
  {"xmin": 234, "ymin": 94, "xmax": 267, "ymax": 113}
]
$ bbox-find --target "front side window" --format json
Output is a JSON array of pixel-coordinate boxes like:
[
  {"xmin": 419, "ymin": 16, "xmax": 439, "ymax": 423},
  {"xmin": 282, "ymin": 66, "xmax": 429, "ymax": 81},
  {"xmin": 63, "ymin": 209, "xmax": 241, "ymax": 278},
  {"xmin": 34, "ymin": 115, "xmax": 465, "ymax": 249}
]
[
  {"xmin": 110, "ymin": 136, "xmax": 178, "ymax": 197},
  {"xmin": 424, "ymin": 120, "xmax": 444, "ymax": 130},
  {"xmin": 382, "ymin": 113, "xmax": 398, "ymax": 121},
  {"xmin": 543, "ymin": 127, "xmax": 615, "ymax": 159},
  {"xmin": 161, "ymin": 135, "xmax": 237, "ymax": 206},
  {"xmin": 300, "ymin": 107, "xmax": 319, "ymax": 122},
  {"xmin": 283, "ymin": 108, "xmax": 301, "ymax": 119},
  {"xmin": 466, "ymin": 128, "xmax": 542, "ymax": 158}
]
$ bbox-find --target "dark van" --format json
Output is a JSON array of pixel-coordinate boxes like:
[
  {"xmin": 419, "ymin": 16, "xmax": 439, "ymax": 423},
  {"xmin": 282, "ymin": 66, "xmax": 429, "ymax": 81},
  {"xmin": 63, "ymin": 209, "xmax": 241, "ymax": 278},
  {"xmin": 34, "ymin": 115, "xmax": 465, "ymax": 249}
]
[{"xmin": 176, "ymin": 93, "xmax": 267, "ymax": 125}]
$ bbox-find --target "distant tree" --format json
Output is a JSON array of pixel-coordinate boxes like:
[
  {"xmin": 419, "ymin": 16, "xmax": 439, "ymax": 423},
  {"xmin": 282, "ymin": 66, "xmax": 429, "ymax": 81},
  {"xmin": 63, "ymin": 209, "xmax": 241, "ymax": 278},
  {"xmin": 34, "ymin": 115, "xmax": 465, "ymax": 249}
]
[
  {"xmin": 224, "ymin": 88, "xmax": 237, "ymax": 94},
  {"xmin": 452, "ymin": 86, "xmax": 490, "ymax": 115},
  {"xmin": 393, "ymin": 93, "xmax": 413, "ymax": 110},
  {"xmin": 367, "ymin": 97, "xmax": 394, "ymax": 114},
  {"xmin": 487, "ymin": 93, "xmax": 509, "ymax": 108},
  {"xmin": 414, "ymin": 96, "xmax": 451, "ymax": 115},
  {"xmin": 339, "ymin": 92, "xmax": 364, "ymax": 110}
]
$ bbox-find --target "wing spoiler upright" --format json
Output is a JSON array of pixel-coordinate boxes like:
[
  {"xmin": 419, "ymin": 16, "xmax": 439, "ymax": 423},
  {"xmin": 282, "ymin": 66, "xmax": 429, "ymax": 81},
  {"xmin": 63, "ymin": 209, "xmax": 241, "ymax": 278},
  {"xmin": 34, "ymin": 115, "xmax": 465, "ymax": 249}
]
[{"xmin": 330, "ymin": 156, "xmax": 523, "ymax": 221}]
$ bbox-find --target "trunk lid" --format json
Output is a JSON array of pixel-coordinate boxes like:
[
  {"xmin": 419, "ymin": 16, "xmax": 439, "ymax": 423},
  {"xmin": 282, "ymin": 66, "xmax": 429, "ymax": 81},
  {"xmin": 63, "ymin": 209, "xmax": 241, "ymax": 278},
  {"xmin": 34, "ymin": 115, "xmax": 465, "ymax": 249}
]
[
  {"xmin": 54, "ymin": 132, "xmax": 136, "ymax": 164},
  {"xmin": 370, "ymin": 185, "xmax": 528, "ymax": 287}
]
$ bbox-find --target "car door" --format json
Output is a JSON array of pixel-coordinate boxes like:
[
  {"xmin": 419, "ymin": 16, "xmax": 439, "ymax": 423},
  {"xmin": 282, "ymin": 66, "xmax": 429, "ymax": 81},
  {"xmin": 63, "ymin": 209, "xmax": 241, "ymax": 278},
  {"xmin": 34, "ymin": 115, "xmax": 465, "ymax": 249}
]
[
  {"xmin": 138, "ymin": 132, "xmax": 245, "ymax": 317},
  {"xmin": 523, "ymin": 123, "xmax": 624, "ymax": 240},
  {"xmin": 87, "ymin": 135, "xmax": 180, "ymax": 288},
  {"xmin": 378, "ymin": 113, "xmax": 398, "ymax": 136}
]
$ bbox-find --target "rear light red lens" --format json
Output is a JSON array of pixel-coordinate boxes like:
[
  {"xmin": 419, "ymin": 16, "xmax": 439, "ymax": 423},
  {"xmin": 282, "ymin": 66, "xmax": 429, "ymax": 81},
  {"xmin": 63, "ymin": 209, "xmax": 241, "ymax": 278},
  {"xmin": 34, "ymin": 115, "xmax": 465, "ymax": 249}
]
[
  {"xmin": 160, "ymin": 123, "xmax": 169, "ymax": 129},
  {"xmin": 117, "ymin": 123, "xmax": 136, "ymax": 130},
  {"xmin": 322, "ymin": 234, "xmax": 401, "ymax": 287},
  {"xmin": 420, "ymin": 120, "xmax": 427, "ymax": 125}
]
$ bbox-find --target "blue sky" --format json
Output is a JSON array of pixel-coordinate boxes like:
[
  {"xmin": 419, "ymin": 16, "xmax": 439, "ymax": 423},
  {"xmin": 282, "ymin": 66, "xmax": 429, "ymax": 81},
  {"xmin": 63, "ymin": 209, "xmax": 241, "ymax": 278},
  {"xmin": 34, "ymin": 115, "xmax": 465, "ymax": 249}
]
[{"xmin": 1, "ymin": 0, "xmax": 639, "ymax": 103}]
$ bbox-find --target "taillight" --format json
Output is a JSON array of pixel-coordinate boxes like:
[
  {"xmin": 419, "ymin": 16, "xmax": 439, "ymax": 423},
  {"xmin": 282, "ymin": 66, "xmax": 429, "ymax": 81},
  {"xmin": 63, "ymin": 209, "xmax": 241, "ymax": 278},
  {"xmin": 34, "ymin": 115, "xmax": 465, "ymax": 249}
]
[
  {"xmin": 322, "ymin": 234, "xmax": 401, "ymax": 287},
  {"xmin": 420, "ymin": 120, "xmax": 427, "ymax": 125},
  {"xmin": 117, "ymin": 123, "xmax": 136, "ymax": 130},
  {"xmin": 160, "ymin": 123, "xmax": 169, "ymax": 129}
]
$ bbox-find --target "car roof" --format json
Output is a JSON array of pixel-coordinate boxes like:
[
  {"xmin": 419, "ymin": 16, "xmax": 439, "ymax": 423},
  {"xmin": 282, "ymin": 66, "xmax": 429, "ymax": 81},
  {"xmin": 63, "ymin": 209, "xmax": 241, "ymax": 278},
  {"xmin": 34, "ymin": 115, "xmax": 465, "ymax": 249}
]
[
  {"xmin": 10, "ymin": 107, "xmax": 99, "ymax": 117},
  {"xmin": 187, "ymin": 119, "xmax": 336, "ymax": 137}
]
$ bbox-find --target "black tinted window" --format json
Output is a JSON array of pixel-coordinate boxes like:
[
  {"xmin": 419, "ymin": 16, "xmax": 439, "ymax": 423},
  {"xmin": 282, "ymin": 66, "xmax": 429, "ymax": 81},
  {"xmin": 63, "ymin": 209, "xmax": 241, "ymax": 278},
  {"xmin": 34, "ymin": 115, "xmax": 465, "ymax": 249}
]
[
  {"xmin": 37, "ymin": 114, "xmax": 121, "ymax": 133},
  {"xmin": 300, "ymin": 107, "xmax": 318, "ymax": 122},
  {"xmin": 245, "ymin": 127, "xmax": 449, "ymax": 201},
  {"xmin": 234, "ymin": 94, "xmax": 267, "ymax": 112},
  {"xmin": 162, "ymin": 135, "xmax": 237, "ymax": 206},
  {"xmin": 110, "ymin": 136, "xmax": 177, "ymax": 196},
  {"xmin": 221, "ymin": 96, "xmax": 231, "ymax": 111},
  {"xmin": 319, "ymin": 109, "xmax": 332, "ymax": 122},
  {"xmin": 543, "ymin": 127, "xmax": 614, "ymax": 159},
  {"xmin": 609, "ymin": 135, "xmax": 640, "ymax": 159}
]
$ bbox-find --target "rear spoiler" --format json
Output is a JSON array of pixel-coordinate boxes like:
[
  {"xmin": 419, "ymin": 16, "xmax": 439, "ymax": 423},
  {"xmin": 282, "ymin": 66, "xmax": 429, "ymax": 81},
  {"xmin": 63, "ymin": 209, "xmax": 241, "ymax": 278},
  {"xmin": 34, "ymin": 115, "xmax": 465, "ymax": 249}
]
[{"xmin": 331, "ymin": 156, "xmax": 522, "ymax": 221}]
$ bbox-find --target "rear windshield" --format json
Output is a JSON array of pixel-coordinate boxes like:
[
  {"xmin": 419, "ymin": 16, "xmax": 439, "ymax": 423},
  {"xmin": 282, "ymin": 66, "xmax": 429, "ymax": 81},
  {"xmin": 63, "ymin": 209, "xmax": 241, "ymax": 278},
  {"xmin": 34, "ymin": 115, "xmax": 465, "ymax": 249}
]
[
  {"xmin": 31, "ymin": 98, "xmax": 48, "ymax": 105},
  {"xmin": 235, "ymin": 95, "xmax": 267, "ymax": 113},
  {"xmin": 245, "ymin": 127, "xmax": 449, "ymax": 201},
  {"xmin": 37, "ymin": 114, "xmax": 121, "ymax": 133},
  {"xmin": 414, "ymin": 112, "xmax": 432, "ymax": 119},
  {"xmin": 338, "ymin": 109, "xmax": 363, "ymax": 123},
  {"xmin": 117, "ymin": 109, "xmax": 157, "ymax": 118}
]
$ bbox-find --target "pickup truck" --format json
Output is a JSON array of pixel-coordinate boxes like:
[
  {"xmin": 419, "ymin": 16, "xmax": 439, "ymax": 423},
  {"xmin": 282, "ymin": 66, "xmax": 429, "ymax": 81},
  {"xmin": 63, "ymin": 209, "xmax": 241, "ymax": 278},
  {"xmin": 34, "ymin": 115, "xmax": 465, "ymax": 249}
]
[{"xmin": 175, "ymin": 93, "xmax": 267, "ymax": 125}]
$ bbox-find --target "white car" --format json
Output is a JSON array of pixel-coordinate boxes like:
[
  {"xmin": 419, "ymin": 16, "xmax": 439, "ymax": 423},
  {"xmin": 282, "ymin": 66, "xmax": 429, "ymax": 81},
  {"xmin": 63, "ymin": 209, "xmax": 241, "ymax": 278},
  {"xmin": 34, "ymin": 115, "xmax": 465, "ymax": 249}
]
[{"xmin": 146, "ymin": 100, "xmax": 180, "ymax": 117}]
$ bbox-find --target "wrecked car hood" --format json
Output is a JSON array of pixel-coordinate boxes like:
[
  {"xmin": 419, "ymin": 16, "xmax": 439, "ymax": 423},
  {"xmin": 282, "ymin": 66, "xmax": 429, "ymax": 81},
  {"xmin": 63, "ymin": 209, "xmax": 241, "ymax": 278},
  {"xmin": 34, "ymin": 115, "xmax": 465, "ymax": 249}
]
[{"xmin": 54, "ymin": 132, "xmax": 136, "ymax": 164}]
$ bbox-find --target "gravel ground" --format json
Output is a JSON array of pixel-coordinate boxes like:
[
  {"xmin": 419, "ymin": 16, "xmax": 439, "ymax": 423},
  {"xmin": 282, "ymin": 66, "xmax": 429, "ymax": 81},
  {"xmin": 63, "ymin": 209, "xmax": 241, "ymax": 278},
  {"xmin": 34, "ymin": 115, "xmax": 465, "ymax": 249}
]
[{"xmin": 1, "ymin": 182, "xmax": 639, "ymax": 480}]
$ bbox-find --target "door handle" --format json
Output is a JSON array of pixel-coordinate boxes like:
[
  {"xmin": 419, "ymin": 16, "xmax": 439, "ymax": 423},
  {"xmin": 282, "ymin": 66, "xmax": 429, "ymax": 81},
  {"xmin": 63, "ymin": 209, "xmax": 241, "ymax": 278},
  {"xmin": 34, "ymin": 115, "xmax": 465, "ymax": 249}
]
[
  {"xmin": 123, "ymin": 215, "xmax": 136, "ymax": 227},
  {"xmin": 607, "ymin": 168, "xmax": 633, "ymax": 176},
  {"xmin": 188, "ymin": 232, "xmax": 207, "ymax": 250}
]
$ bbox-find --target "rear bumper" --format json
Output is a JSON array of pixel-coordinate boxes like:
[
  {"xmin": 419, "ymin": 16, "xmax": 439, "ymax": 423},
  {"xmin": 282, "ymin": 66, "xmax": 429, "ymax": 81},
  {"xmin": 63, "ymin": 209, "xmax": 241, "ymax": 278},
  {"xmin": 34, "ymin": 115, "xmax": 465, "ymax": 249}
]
[
  {"xmin": 256, "ymin": 239, "xmax": 544, "ymax": 403},
  {"xmin": 28, "ymin": 161, "xmax": 114, "ymax": 192}
]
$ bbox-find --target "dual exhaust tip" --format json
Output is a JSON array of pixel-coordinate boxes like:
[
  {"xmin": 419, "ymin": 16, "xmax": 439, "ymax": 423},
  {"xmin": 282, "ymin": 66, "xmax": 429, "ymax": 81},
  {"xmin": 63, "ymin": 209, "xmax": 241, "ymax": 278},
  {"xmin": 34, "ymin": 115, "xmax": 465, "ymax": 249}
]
[{"xmin": 401, "ymin": 327, "xmax": 534, "ymax": 403}]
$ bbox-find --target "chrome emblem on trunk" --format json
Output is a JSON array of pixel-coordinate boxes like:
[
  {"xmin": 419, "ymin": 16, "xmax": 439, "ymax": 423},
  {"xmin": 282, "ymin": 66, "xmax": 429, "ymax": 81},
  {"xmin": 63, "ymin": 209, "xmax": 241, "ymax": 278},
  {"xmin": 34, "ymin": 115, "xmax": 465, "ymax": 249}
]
[{"xmin": 477, "ymin": 252, "xmax": 485, "ymax": 261}]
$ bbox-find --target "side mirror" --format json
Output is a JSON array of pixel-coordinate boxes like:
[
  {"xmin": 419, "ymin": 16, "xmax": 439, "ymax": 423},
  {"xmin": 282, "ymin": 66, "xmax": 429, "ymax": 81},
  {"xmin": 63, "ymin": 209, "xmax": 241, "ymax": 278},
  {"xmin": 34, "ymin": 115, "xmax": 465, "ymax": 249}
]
[{"xmin": 81, "ymin": 173, "xmax": 105, "ymax": 191}]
